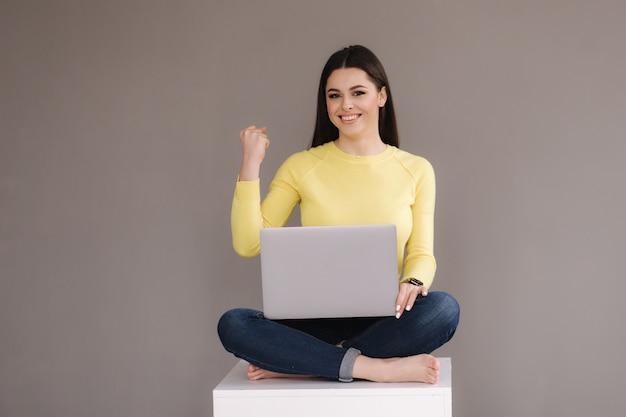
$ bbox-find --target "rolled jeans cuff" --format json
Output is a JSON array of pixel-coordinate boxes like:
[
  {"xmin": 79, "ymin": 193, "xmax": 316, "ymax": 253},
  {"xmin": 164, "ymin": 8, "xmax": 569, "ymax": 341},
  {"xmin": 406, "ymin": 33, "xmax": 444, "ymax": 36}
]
[{"xmin": 338, "ymin": 347, "xmax": 361, "ymax": 382}]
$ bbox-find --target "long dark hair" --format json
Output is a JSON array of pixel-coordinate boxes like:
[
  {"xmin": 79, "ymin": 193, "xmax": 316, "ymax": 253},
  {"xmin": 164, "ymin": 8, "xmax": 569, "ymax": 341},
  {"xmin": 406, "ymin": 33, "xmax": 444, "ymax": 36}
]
[{"xmin": 310, "ymin": 45, "xmax": 399, "ymax": 148}]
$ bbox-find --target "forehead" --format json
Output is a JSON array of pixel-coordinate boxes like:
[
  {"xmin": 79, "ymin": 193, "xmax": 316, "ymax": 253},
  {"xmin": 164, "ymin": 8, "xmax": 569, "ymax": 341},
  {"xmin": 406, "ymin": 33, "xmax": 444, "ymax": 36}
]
[{"xmin": 326, "ymin": 67, "xmax": 375, "ymax": 90}]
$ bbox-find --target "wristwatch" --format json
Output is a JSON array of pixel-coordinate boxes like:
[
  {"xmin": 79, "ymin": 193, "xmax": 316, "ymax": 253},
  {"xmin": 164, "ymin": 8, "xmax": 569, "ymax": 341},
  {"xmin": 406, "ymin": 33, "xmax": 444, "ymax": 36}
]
[{"xmin": 407, "ymin": 278, "xmax": 424, "ymax": 287}]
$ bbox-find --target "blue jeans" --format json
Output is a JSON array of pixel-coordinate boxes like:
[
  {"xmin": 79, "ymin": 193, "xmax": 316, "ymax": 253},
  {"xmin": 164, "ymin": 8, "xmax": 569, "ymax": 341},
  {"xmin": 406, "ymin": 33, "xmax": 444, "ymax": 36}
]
[{"xmin": 217, "ymin": 291, "xmax": 459, "ymax": 382}]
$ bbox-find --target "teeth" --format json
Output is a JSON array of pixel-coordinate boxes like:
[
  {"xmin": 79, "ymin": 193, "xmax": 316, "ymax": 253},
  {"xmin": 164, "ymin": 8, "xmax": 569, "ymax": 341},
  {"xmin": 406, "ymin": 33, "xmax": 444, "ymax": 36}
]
[{"xmin": 342, "ymin": 115, "xmax": 358, "ymax": 121}]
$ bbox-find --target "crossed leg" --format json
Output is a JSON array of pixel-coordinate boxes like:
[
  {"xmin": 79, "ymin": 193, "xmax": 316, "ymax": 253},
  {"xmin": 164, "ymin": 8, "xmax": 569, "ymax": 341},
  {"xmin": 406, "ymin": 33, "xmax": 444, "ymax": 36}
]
[{"xmin": 247, "ymin": 353, "xmax": 440, "ymax": 384}]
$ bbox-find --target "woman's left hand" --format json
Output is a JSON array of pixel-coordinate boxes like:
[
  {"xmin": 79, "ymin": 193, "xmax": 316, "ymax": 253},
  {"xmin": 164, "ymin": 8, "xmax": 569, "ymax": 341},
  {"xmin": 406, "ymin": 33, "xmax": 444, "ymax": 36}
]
[{"xmin": 395, "ymin": 282, "xmax": 428, "ymax": 319}]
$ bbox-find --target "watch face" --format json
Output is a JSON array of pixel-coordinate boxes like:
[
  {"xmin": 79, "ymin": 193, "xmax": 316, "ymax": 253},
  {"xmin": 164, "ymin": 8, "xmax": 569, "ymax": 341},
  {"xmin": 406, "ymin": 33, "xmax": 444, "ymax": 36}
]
[{"xmin": 408, "ymin": 278, "xmax": 423, "ymax": 287}]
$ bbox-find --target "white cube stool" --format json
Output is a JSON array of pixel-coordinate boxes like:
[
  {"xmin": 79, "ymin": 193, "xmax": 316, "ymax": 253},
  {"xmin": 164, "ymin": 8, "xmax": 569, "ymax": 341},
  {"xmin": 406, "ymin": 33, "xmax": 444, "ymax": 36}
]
[{"xmin": 213, "ymin": 358, "xmax": 451, "ymax": 417}]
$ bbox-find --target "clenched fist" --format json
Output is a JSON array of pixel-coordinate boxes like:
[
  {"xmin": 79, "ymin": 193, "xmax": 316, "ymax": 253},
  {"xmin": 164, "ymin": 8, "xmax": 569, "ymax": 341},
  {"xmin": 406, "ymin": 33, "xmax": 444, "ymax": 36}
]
[{"xmin": 238, "ymin": 125, "xmax": 270, "ymax": 181}]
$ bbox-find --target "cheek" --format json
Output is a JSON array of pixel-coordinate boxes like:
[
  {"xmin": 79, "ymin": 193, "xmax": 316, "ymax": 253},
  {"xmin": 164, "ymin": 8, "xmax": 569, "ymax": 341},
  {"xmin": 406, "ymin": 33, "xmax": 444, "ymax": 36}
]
[
  {"xmin": 326, "ymin": 103, "xmax": 343, "ymax": 124},
  {"xmin": 326, "ymin": 99, "xmax": 336, "ymax": 114}
]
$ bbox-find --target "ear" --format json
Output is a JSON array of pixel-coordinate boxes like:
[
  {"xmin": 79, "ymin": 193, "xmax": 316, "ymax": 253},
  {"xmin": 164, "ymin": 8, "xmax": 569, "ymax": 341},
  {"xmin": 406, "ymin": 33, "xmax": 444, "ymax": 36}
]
[{"xmin": 378, "ymin": 86, "xmax": 388, "ymax": 107}]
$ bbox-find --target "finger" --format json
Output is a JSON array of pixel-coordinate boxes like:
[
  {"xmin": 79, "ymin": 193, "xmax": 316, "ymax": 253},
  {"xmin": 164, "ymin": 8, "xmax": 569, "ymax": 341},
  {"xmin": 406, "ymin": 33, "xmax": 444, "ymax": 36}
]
[
  {"xmin": 260, "ymin": 127, "xmax": 270, "ymax": 148},
  {"xmin": 240, "ymin": 125, "xmax": 257, "ymax": 137},
  {"xmin": 406, "ymin": 285, "xmax": 430, "ymax": 311},
  {"xmin": 240, "ymin": 126, "xmax": 269, "ymax": 148},
  {"xmin": 240, "ymin": 125, "xmax": 267, "ymax": 139},
  {"xmin": 405, "ymin": 289, "xmax": 419, "ymax": 311},
  {"xmin": 248, "ymin": 127, "xmax": 269, "ymax": 142},
  {"xmin": 395, "ymin": 286, "xmax": 409, "ymax": 319}
]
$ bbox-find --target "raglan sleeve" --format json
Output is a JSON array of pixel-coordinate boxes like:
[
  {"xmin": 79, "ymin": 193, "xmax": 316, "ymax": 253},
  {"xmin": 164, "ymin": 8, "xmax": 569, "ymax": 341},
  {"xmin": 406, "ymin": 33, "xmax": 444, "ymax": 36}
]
[
  {"xmin": 230, "ymin": 155, "xmax": 302, "ymax": 257},
  {"xmin": 401, "ymin": 158, "xmax": 437, "ymax": 288}
]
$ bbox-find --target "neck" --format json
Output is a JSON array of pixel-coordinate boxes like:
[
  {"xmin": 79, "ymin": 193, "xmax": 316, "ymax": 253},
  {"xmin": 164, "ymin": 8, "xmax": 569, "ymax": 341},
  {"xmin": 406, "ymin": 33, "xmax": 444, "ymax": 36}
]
[{"xmin": 334, "ymin": 136, "xmax": 387, "ymax": 157}]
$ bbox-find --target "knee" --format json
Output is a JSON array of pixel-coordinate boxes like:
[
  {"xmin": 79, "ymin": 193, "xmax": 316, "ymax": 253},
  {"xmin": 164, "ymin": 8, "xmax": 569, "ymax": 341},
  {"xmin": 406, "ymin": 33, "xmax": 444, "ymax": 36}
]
[
  {"xmin": 217, "ymin": 308, "xmax": 261, "ymax": 348},
  {"xmin": 217, "ymin": 308, "xmax": 246, "ymax": 346},
  {"xmin": 430, "ymin": 291, "xmax": 460, "ymax": 330}
]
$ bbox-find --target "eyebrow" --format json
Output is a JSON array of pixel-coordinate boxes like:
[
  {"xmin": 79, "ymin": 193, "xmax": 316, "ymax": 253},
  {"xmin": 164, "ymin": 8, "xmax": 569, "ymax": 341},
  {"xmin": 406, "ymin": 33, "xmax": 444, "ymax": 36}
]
[{"xmin": 326, "ymin": 84, "xmax": 369, "ymax": 93}]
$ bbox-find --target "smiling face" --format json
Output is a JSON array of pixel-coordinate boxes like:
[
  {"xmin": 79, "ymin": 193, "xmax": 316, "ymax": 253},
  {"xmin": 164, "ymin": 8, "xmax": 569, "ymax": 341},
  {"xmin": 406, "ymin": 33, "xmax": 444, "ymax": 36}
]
[{"xmin": 325, "ymin": 67, "xmax": 387, "ymax": 142}]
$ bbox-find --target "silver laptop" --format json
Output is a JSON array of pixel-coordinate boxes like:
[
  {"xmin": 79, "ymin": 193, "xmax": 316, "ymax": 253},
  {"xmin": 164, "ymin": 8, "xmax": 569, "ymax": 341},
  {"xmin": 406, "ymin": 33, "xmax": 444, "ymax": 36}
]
[{"xmin": 260, "ymin": 224, "xmax": 399, "ymax": 320}]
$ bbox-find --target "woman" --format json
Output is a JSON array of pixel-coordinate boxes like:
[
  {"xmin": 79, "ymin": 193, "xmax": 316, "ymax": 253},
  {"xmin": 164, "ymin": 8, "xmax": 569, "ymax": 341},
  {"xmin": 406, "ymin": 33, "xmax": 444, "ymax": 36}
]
[{"xmin": 218, "ymin": 45, "xmax": 459, "ymax": 383}]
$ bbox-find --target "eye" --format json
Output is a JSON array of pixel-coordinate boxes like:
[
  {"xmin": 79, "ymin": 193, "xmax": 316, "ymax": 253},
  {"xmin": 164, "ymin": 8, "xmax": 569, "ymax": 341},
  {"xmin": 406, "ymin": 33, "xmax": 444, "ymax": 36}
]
[
  {"xmin": 353, "ymin": 90, "xmax": 366, "ymax": 96},
  {"xmin": 328, "ymin": 93, "xmax": 341, "ymax": 99}
]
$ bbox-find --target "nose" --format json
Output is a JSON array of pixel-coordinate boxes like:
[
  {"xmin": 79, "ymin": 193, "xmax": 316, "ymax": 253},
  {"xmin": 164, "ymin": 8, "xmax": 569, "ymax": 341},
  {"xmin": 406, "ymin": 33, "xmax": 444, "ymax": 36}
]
[{"xmin": 342, "ymin": 97, "xmax": 354, "ymax": 111}]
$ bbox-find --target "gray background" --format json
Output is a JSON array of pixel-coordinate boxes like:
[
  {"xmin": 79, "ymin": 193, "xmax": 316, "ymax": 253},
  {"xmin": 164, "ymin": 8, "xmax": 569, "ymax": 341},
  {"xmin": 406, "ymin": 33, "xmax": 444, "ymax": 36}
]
[{"xmin": 2, "ymin": 1, "xmax": 625, "ymax": 416}]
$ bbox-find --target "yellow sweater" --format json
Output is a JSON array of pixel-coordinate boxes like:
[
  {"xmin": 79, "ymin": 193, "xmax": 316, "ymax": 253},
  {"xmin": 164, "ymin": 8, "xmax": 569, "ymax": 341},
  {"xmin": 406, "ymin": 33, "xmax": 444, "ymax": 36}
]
[{"xmin": 231, "ymin": 141, "xmax": 437, "ymax": 288}]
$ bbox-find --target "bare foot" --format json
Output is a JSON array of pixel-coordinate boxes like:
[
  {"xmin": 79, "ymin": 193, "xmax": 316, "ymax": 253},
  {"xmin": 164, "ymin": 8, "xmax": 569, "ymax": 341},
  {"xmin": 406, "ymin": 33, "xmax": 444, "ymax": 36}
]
[
  {"xmin": 353, "ymin": 354, "xmax": 440, "ymax": 384},
  {"xmin": 247, "ymin": 364, "xmax": 312, "ymax": 381}
]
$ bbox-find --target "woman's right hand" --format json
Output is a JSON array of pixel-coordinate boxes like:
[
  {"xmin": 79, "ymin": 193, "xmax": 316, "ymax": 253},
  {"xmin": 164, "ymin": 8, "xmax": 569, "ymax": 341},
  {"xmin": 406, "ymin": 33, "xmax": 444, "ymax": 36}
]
[{"xmin": 239, "ymin": 125, "xmax": 270, "ymax": 181}]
